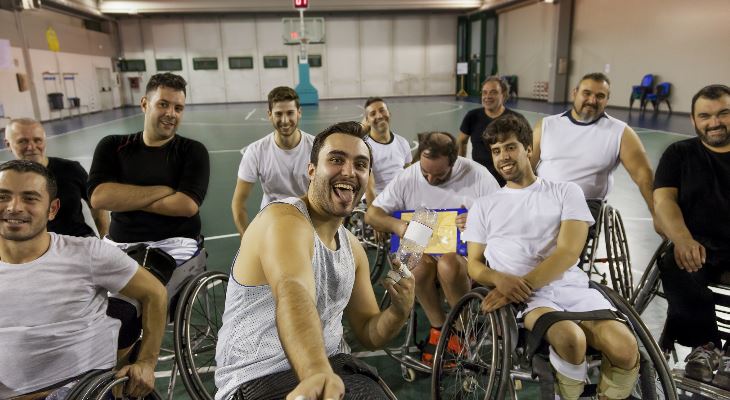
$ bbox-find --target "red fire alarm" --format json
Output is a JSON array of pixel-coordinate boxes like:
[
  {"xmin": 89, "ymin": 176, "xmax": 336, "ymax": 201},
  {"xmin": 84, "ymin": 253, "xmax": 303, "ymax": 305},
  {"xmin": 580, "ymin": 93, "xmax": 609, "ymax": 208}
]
[{"xmin": 294, "ymin": 0, "xmax": 308, "ymax": 9}]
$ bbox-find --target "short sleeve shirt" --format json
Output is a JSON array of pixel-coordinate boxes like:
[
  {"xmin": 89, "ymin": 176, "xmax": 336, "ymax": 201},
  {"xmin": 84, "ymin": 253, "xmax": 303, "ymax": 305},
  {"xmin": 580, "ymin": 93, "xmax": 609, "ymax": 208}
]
[
  {"xmin": 372, "ymin": 157, "xmax": 500, "ymax": 213},
  {"xmin": 237, "ymin": 131, "xmax": 314, "ymax": 209},
  {"xmin": 654, "ymin": 137, "xmax": 730, "ymax": 260},
  {"xmin": 365, "ymin": 132, "xmax": 413, "ymax": 195},
  {"xmin": 462, "ymin": 178, "xmax": 593, "ymax": 283},
  {"xmin": 46, "ymin": 157, "xmax": 95, "ymax": 237},
  {"xmin": 0, "ymin": 234, "xmax": 138, "ymax": 398}
]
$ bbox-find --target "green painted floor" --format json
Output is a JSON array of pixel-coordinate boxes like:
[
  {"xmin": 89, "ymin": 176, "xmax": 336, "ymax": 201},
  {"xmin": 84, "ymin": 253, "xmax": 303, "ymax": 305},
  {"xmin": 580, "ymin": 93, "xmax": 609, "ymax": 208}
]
[{"xmin": 0, "ymin": 97, "xmax": 693, "ymax": 399}]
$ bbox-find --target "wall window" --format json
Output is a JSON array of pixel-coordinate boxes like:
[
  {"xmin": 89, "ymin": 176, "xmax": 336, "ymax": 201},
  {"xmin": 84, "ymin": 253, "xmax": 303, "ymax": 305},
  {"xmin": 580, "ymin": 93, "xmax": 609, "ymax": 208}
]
[
  {"xmin": 263, "ymin": 55, "xmax": 288, "ymax": 69},
  {"xmin": 308, "ymin": 54, "xmax": 322, "ymax": 68},
  {"xmin": 193, "ymin": 57, "xmax": 218, "ymax": 70},
  {"xmin": 229, "ymin": 56, "xmax": 254, "ymax": 70},
  {"xmin": 119, "ymin": 59, "xmax": 146, "ymax": 72},
  {"xmin": 156, "ymin": 58, "xmax": 183, "ymax": 71}
]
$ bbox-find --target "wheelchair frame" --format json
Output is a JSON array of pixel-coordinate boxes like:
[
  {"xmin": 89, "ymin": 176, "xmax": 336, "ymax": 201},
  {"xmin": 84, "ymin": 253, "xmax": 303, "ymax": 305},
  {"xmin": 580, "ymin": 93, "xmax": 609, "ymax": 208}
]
[
  {"xmin": 66, "ymin": 371, "xmax": 163, "ymax": 400},
  {"xmin": 430, "ymin": 283, "xmax": 677, "ymax": 399},
  {"xmin": 343, "ymin": 206, "xmax": 390, "ymax": 283},
  {"xmin": 631, "ymin": 240, "xmax": 730, "ymax": 399}
]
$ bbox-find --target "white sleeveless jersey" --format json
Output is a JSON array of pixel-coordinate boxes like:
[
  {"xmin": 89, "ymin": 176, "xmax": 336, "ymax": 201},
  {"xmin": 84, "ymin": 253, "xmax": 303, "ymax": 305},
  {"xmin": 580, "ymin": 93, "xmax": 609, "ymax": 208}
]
[
  {"xmin": 536, "ymin": 112, "xmax": 625, "ymax": 200},
  {"xmin": 214, "ymin": 198, "xmax": 355, "ymax": 400}
]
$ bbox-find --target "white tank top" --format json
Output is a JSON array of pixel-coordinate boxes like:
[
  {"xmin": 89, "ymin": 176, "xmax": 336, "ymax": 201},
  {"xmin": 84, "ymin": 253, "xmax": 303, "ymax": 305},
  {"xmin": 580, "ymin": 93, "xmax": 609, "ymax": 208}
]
[
  {"xmin": 536, "ymin": 111, "xmax": 625, "ymax": 200},
  {"xmin": 214, "ymin": 197, "xmax": 355, "ymax": 400}
]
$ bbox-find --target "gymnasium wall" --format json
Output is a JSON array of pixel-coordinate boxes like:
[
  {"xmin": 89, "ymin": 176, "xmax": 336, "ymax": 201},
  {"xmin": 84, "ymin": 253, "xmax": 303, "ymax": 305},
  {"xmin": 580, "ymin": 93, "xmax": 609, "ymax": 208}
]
[
  {"xmin": 117, "ymin": 13, "xmax": 459, "ymax": 105},
  {"xmin": 0, "ymin": 8, "xmax": 121, "ymax": 125},
  {"xmin": 496, "ymin": 0, "xmax": 729, "ymax": 113}
]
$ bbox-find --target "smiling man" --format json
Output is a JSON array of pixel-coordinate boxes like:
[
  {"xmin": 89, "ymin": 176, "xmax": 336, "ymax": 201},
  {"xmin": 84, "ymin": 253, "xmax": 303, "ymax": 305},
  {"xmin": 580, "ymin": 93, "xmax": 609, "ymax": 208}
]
[
  {"xmin": 87, "ymin": 72, "xmax": 209, "ymax": 358},
  {"xmin": 232, "ymin": 87, "xmax": 314, "ymax": 236},
  {"xmin": 0, "ymin": 160, "xmax": 166, "ymax": 400},
  {"xmin": 653, "ymin": 84, "xmax": 730, "ymax": 387},
  {"xmin": 457, "ymin": 76, "xmax": 528, "ymax": 186},
  {"xmin": 531, "ymin": 72, "xmax": 655, "ymax": 226},
  {"xmin": 216, "ymin": 121, "xmax": 415, "ymax": 400}
]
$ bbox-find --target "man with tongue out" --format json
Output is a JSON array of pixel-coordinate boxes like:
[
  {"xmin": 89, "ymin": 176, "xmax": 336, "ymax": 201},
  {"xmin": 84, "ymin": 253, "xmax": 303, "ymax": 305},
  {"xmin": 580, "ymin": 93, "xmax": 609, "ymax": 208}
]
[
  {"xmin": 365, "ymin": 131, "xmax": 499, "ymax": 366},
  {"xmin": 215, "ymin": 121, "xmax": 415, "ymax": 400}
]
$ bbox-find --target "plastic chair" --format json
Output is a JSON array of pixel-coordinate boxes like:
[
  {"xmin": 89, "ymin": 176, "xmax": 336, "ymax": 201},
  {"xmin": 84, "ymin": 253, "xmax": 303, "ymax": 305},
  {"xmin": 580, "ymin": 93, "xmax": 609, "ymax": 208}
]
[
  {"xmin": 646, "ymin": 82, "xmax": 672, "ymax": 114},
  {"xmin": 629, "ymin": 74, "xmax": 654, "ymax": 112}
]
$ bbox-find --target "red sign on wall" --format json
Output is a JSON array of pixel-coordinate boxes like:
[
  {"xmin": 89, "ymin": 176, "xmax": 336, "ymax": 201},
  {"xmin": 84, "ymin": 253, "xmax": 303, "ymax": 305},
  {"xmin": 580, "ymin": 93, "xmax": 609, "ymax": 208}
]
[{"xmin": 294, "ymin": 0, "xmax": 308, "ymax": 9}]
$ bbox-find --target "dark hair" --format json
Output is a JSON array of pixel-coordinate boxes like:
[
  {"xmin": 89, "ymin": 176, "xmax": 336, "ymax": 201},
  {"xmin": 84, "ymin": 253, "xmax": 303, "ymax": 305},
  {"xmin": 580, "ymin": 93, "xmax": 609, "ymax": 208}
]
[
  {"xmin": 0, "ymin": 159, "xmax": 57, "ymax": 200},
  {"xmin": 691, "ymin": 84, "xmax": 730, "ymax": 117},
  {"xmin": 364, "ymin": 97, "xmax": 386, "ymax": 109},
  {"xmin": 268, "ymin": 86, "xmax": 300, "ymax": 110},
  {"xmin": 481, "ymin": 76, "xmax": 510, "ymax": 101},
  {"xmin": 145, "ymin": 73, "xmax": 187, "ymax": 96},
  {"xmin": 416, "ymin": 131, "xmax": 458, "ymax": 166},
  {"xmin": 483, "ymin": 114, "xmax": 533, "ymax": 150},
  {"xmin": 577, "ymin": 72, "xmax": 611, "ymax": 88},
  {"xmin": 310, "ymin": 121, "xmax": 372, "ymax": 168}
]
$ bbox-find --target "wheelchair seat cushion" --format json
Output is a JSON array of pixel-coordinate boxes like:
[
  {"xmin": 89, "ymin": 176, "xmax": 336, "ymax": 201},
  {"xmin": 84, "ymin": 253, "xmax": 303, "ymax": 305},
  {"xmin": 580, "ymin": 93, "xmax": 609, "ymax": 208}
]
[{"xmin": 124, "ymin": 243, "xmax": 177, "ymax": 285}]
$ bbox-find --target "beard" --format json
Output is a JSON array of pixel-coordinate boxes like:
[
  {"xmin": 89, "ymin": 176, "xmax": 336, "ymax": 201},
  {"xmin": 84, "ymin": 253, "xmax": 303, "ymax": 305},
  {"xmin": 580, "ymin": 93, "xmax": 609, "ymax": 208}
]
[
  {"xmin": 697, "ymin": 124, "xmax": 730, "ymax": 148},
  {"xmin": 309, "ymin": 173, "xmax": 363, "ymax": 218}
]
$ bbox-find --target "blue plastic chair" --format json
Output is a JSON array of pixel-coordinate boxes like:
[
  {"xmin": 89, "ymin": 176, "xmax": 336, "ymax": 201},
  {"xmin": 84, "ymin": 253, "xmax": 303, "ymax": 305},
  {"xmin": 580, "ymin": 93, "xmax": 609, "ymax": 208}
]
[
  {"xmin": 629, "ymin": 74, "xmax": 654, "ymax": 112},
  {"xmin": 646, "ymin": 82, "xmax": 672, "ymax": 114}
]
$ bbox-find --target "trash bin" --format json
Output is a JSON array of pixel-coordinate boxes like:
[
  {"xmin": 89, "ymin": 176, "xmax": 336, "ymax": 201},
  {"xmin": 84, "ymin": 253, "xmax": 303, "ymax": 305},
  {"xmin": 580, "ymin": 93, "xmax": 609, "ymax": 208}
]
[{"xmin": 48, "ymin": 93, "xmax": 64, "ymax": 110}]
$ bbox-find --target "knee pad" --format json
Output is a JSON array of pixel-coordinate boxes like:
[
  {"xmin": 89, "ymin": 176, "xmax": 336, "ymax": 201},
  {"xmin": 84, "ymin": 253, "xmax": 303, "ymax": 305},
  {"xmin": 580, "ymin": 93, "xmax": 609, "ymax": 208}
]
[
  {"xmin": 549, "ymin": 346, "xmax": 587, "ymax": 400},
  {"xmin": 598, "ymin": 354, "xmax": 640, "ymax": 399}
]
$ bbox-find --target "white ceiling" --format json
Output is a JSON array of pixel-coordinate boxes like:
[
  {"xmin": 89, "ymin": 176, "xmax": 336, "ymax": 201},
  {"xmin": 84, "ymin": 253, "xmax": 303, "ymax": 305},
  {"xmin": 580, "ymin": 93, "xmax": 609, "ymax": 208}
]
[{"xmin": 99, "ymin": 0, "xmax": 487, "ymax": 14}]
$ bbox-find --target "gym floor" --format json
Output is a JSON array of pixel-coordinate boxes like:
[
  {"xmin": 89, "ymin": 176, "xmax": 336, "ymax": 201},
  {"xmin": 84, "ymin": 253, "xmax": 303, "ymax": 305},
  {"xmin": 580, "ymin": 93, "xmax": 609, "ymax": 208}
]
[{"xmin": 0, "ymin": 96, "xmax": 691, "ymax": 399}]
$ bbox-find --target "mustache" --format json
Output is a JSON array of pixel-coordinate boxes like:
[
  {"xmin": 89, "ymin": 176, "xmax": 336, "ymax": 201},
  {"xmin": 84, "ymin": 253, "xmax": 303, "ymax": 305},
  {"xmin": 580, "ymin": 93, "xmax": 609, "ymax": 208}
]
[{"xmin": 706, "ymin": 125, "xmax": 727, "ymax": 133}]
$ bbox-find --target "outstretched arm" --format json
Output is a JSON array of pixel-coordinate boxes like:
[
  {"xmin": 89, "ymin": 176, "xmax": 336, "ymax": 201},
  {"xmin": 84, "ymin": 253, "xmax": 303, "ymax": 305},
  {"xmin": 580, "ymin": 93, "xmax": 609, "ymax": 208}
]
[
  {"xmin": 344, "ymin": 232, "xmax": 414, "ymax": 349},
  {"xmin": 619, "ymin": 126, "xmax": 655, "ymax": 215},
  {"xmin": 258, "ymin": 207, "xmax": 344, "ymax": 400},
  {"xmin": 365, "ymin": 205, "xmax": 407, "ymax": 237}
]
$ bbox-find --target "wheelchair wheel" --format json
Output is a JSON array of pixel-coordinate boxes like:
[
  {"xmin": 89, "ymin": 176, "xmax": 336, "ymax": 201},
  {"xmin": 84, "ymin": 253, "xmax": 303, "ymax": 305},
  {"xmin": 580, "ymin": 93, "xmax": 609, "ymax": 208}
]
[
  {"xmin": 603, "ymin": 205, "xmax": 634, "ymax": 300},
  {"xmin": 173, "ymin": 271, "xmax": 229, "ymax": 400},
  {"xmin": 590, "ymin": 282, "xmax": 678, "ymax": 399},
  {"xmin": 67, "ymin": 371, "xmax": 162, "ymax": 400},
  {"xmin": 344, "ymin": 207, "xmax": 388, "ymax": 283},
  {"xmin": 431, "ymin": 287, "xmax": 510, "ymax": 400},
  {"xmin": 630, "ymin": 241, "xmax": 670, "ymax": 315}
]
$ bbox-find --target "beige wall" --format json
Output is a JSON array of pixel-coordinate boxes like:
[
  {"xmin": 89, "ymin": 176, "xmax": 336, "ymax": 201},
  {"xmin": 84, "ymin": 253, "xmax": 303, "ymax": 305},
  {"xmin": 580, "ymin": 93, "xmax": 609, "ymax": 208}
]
[
  {"xmin": 497, "ymin": 2, "xmax": 557, "ymax": 99},
  {"xmin": 496, "ymin": 0, "xmax": 729, "ymax": 113},
  {"xmin": 570, "ymin": 0, "xmax": 730, "ymax": 113}
]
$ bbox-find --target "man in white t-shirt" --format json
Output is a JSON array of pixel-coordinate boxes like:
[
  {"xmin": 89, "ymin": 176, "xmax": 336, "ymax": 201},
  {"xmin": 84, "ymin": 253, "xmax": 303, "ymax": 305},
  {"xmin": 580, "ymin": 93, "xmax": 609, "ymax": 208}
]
[
  {"xmin": 0, "ymin": 160, "xmax": 167, "ymax": 399},
  {"xmin": 464, "ymin": 115, "xmax": 639, "ymax": 400},
  {"xmin": 365, "ymin": 131, "xmax": 499, "ymax": 364},
  {"xmin": 231, "ymin": 86, "xmax": 314, "ymax": 235},
  {"xmin": 531, "ymin": 72, "xmax": 655, "ymax": 224},
  {"xmin": 360, "ymin": 97, "xmax": 413, "ymax": 205}
]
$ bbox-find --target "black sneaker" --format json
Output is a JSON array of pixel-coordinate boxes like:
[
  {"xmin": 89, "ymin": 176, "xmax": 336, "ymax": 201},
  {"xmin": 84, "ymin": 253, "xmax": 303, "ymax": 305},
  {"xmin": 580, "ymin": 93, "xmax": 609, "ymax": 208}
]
[{"xmin": 685, "ymin": 342, "xmax": 722, "ymax": 383}]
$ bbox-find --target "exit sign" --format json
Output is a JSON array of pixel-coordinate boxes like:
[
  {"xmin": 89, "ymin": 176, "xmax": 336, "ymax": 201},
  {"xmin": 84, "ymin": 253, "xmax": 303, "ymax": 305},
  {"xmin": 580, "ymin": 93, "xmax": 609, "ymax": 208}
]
[{"xmin": 294, "ymin": 0, "xmax": 308, "ymax": 9}]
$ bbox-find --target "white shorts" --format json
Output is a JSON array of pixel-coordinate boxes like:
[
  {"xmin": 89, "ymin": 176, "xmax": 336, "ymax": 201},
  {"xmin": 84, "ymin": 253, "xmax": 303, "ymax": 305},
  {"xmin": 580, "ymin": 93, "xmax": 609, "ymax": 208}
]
[{"xmin": 523, "ymin": 282, "xmax": 614, "ymax": 315}]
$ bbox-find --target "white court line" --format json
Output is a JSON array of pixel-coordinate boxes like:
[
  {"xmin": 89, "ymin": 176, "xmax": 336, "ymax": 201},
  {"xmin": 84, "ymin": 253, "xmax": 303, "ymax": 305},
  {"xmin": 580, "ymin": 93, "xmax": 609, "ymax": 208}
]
[
  {"xmin": 206, "ymin": 233, "xmax": 239, "ymax": 241},
  {"xmin": 427, "ymin": 103, "xmax": 464, "ymax": 116},
  {"xmin": 245, "ymin": 108, "xmax": 256, "ymax": 120},
  {"xmin": 46, "ymin": 114, "xmax": 141, "ymax": 141}
]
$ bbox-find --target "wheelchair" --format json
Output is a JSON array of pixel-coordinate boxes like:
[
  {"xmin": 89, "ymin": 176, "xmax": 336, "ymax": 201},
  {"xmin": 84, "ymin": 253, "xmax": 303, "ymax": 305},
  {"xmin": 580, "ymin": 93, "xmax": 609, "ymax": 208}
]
[
  {"xmin": 430, "ymin": 282, "xmax": 677, "ymax": 399},
  {"xmin": 343, "ymin": 204, "xmax": 390, "ymax": 283},
  {"xmin": 66, "ymin": 370, "xmax": 162, "ymax": 400},
  {"xmin": 631, "ymin": 240, "xmax": 730, "ymax": 399},
  {"xmin": 581, "ymin": 201, "xmax": 634, "ymax": 300}
]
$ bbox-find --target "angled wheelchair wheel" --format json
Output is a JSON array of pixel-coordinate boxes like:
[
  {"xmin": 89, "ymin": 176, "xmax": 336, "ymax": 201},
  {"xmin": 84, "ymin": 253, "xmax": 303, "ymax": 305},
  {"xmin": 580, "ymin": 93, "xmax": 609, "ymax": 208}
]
[
  {"xmin": 603, "ymin": 205, "xmax": 634, "ymax": 300},
  {"xmin": 174, "ymin": 271, "xmax": 229, "ymax": 400},
  {"xmin": 431, "ymin": 287, "xmax": 510, "ymax": 400},
  {"xmin": 590, "ymin": 282, "xmax": 678, "ymax": 399},
  {"xmin": 64, "ymin": 370, "xmax": 108, "ymax": 400},
  {"xmin": 630, "ymin": 241, "xmax": 670, "ymax": 315}
]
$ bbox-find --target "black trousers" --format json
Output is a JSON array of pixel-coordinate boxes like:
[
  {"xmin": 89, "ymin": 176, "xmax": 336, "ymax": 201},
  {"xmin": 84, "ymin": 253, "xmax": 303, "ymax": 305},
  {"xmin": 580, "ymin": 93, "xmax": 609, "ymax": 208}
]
[
  {"xmin": 659, "ymin": 243, "xmax": 726, "ymax": 349},
  {"xmin": 233, "ymin": 353, "xmax": 391, "ymax": 400}
]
